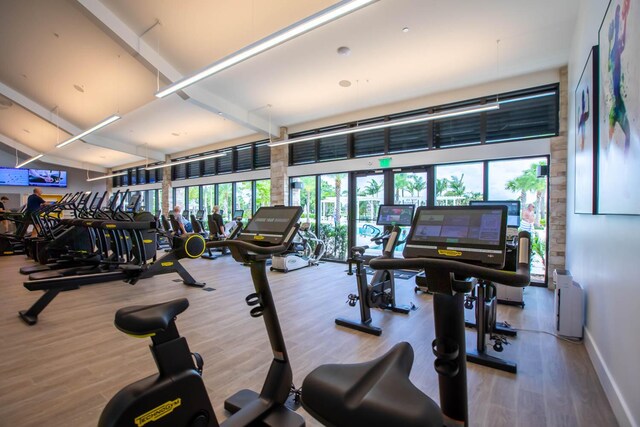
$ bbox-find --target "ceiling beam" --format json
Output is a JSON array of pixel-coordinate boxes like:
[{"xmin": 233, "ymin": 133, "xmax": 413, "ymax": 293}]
[
  {"xmin": 76, "ymin": 0, "xmax": 278, "ymax": 136},
  {"xmin": 0, "ymin": 81, "xmax": 165, "ymax": 161},
  {"xmin": 0, "ymin": 133, "xmax": 107, "ymax": 173}
]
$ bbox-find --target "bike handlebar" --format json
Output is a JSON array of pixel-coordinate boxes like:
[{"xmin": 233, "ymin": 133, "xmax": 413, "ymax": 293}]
[{"xmin": 207, "ymin": 239, "xmax": 288, "ymax": 255}]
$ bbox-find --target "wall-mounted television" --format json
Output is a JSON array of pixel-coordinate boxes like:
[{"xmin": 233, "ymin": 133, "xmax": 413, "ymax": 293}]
[{"xmin": 0, "ymin": 167, "xmax": 67, "ymax": 188}]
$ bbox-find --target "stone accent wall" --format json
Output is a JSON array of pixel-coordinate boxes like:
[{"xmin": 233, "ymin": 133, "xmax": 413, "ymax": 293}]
[
  {"xmin": 105, "ymin": 169, "xmax": 113, "ymax": 194},
  {"xmin": 270, "ymin": 142, "xmax": 289, "ymax": 206},
  {"xmin": 547, "ymin": 66, "xmax": 568, "ymax": 287},
  {"xmin": 162, "ymin": 155, "xmax": 171, "ymax": 215}
]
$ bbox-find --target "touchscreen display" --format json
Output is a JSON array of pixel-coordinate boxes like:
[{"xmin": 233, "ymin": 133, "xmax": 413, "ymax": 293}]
[
  {"xmin": 377, "ymin": 205, "xmax": 414, "ymax": 226},
  {"xmin": 411, "ymin": 208, "xmax": 504, "ymax": 247}
]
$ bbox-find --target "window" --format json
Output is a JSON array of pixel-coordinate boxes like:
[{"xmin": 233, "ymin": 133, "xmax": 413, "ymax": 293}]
[
  {"xmin": 130, "ymin": 169, "xmax": 137, "ymax": 185},
  {"xmin": 155, "ymin": 167, "xmax": 163, "ymax": 182},
  {"xmin": 174, "ymin": 187, "xmax": 186, "ymax": 210},
  {"xmin": 353, "ymin": 121, "xmax": 385, "ymax": 157},
  {"xmin": 147, "ymin": 190, "xmax": 157, "ymax": 214},
  {"xmin": 137, "ymin": 168, "xmax": 146, "ymax": 184},
  {"xmin": 202, "ymin": 185, "xmax": 216, "ymax": 216},
  {"xmin": 236, "ymin": 145, "xmax": 252, "ymax": 171},
  {"xmin": 319, "ymin": 173, "xmax": 349, "ymax": 261},
  {"xmin": 389, "ymin": 122, "xmax": 429, "ymax": 153},
  {"xmin": 121, "ymin": 172, "xmax": 129, "ymax": 186},
  {"xmin": 291, "ymin": 176, "xmax": 316, "ymax": 230},
  {"xmin": 217, "ymin": 183, "xmax": 232, "ymax": 221},
  {"xmin": 173, "ymin": 163, "xmax": 187, "ymax": 180},
  {"xmin": 235, "ymin": 181, "xmax": 252, "ymax": 215},
  {"xmin": 187, "ymin": 161, "xmax": 201, "ymax": 178},
  {"xmin": 203, "ymin": 156, "xmax": 216, "ymax": 176},
  {"xmin": 254, "ymin": 143, "xmax": 270, "ymax": 169},
  {"xmin": 112, "ymin": 174, "xmax": 121, "ymax": 187},
  {"xmin": 486, "ymin": 91, "xmax": 558, "ymax": 143},
  {"xmin": 255, "ymin": 180, "xmax": 271, "ymax": 210},
  {"xmin": 217, "ymin": 151, "xmax": 233, "ymax": 174},
  {"xmin": 187, "ymin": 186, "xmax": 200, "ymax": 215},
  {"xmin": 435, "ymin": 163, "xmax": 483, "ymax": 205},
  {"xmin": 291, "ymin": 139, "xmax": 316, "ymax": 164},
  {"xmin": 433, "ymin": 113, "xmax": 481, "ymax": 148},
  {"xmin": 318, "ymin": 134, "xmax": 348, "ymax": 161}
]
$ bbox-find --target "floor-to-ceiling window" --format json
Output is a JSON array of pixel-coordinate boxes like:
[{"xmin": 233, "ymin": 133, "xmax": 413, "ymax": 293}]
[
  {"xmin": 187, "ymin": 186, "xmax": 200, "ymax": 216},
  {"xmin": 488, "ymin": 157, "xmax": 548, "ymax": 283},
  {"xmin": 255, "ymin": 180, "xmax": 271, "ymax": 210},
  {"xmin": 235, "ymin": 181, "xmax": 252, "ymax": 217},
  {"xmin": 393, "ymin": 170, "xmax": 427, "ymax": 256},
  {"xmin": 319, "ymin": 173, "xmax": 349, "ymax": 261},
  {"xmin": 291, "ymin": 176, "xmax": 317, "ymax": 229},
  {"xmin": 173, "ymin": 187, "xmax": 186, "ymax": 211},
  {"xmin": 355, "ymin": 173, "xmax": 385, "ymax": 256},
  {"xmin": 147, "ymin": 190, "xmax": 157, "ymax": 214},
  {"xmin": 202, "ymin": 185, "xmax": 216, "ymax": 216},
  {"xmin": 435, "ymin": 162, "xmax": 484, "ymax": 206},
  {"xmin": 217, "ymin": 183, "xmax": 232, "ymax": 221}
]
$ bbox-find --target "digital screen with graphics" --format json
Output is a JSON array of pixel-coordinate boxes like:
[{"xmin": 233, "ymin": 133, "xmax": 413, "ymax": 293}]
[
  {"xmin": 411, "ymin": 208, "xmax": 504, "ymax": 247},
  {"xmin": 470, "ymin": 200, "xmax": 521, "ymax": 227},
  {"xmin": 377, "ymin": 205, "xmax": 414, "ymax": 226},
  {"xmin": 28, "ymin": 169, "xmax": 67, "ymax": 187},
  {"xmin": 0, "ymin": 168, "xmax": 29, "ymax": 186},
  {"xmin": 244, "ymin": 207, "xmax": 301, "ymax": 234}
]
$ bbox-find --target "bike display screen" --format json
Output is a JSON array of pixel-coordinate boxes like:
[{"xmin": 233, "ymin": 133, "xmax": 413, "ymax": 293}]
[{"xmin": 376, "ymin": 205, "xmax": 415, "ymax": 226}]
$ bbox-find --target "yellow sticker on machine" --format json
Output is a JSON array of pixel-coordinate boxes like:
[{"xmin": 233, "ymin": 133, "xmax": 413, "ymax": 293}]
[
  {"xmin": 143, "ymin": 239, "xmax": 153, "ymax": 244},
  {"xmin": 161, "ymin": 262, "xmax": 174, "ymax": 267},
  {"xmin": 134, "ymin": 398, "xmax": 181, "ymax": 427},
  {"xmin": 105, "ymin": 224, "xmax": 116, "ymax": 229},
  {"xmin": 254, "ymin": 235, "xmax": 265, "ymax": 240},
  {"xmin": 438, "ymin": 249, "xmax": 462, "ymax": 257}
]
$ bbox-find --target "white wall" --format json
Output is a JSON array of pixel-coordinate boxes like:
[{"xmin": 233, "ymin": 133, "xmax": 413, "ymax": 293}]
[
  {"xmin": 566, "ymin": 1, "xmax": 640, "ymax": 426},
  {"xmin": 0, "ymin": 146, "xmax": 107, "ymax": 205}
]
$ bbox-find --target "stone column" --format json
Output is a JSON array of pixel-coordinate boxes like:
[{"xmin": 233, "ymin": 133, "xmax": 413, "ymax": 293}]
[
  {"xmin": 161, "ymin": 155, "xmax": 171, "ymax": 215},
  {"xmin": 547, "ymin": 66, "xmax": 568, "ymax": 288},
  {"xmin": 270, "ymin": 128, "xmax": 289, "ymax": 206},
  {"xmin": 105, "ymin": 168, "xmax": 113, "ymax": 194}
]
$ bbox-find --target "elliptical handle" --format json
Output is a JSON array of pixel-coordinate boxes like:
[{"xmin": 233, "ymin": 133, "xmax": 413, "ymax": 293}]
[
  {"xmin": 369, "ymin": 231, "xmax": 532, "ymax": 288},
  {"xmin": 207, "ymin": 239, "xmax": 288, "ymax": 255}
]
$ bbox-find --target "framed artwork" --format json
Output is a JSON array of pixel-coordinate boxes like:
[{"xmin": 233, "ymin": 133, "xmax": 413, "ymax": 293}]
[
  {"xmin": 575, "ymin": 46, "xmax": 599, "ymax": 214},
  {"xmin": 598, "ymin": 0, "xmax": 640, "ymax": 215}
]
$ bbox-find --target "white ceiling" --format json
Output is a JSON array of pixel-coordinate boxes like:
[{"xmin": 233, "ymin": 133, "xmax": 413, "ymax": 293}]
[{"xmin": 0, "ymin": 0, "xmax": 580, "ymax": 170}]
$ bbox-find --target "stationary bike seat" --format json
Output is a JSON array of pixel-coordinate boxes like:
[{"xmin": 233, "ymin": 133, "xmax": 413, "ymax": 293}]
[
  {"xmin": 114, "ymin": 298, "xmax": 189, "ymax": 336},
  {"xmin": 302, "ymin": 342, "xmax": 442, "ymax": 427}
]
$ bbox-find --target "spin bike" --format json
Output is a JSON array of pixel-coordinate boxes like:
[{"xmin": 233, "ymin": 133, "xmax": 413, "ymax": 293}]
[
  {"xmin": 99, "ymin": 207, "xmax": 306, "ymax": 427},
  {"xmin": 336, "ymin": 224, "xmax": 411, "ymax": 336}
]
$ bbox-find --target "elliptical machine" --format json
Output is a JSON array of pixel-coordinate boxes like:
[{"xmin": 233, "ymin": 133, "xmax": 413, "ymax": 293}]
[
  {"xmin": 98, "ymin": 206, "xmax": 306, "ymax": 427},
  {"xmin": 335, "ymin": 205, "xmax": 414, "ymax": 336},
  {"xmin": 270, "ymin": 222, "xmax": 325, "ymax": 273}
]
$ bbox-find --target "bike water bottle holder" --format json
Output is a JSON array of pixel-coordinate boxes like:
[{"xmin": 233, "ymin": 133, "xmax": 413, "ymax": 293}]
[
  {"xmin": 432, "ymin": 338, "xmax": 460, "ymax": 378},
  {"xmin": 246, "ymin": 293, "xmax": 264, "ymax": 318}
]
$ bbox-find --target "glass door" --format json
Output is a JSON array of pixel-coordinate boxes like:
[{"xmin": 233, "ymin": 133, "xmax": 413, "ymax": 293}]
[
  {"xmin": 354, "ymin": 173, "xmax": 385, "ymax": 256},
  {"xmin": 393, "ymin": 171, "xmax": 427, "ymax": 257},
  {"xmin": 319, "ymin": 173, "xmax": 349, "ymax": 261}
]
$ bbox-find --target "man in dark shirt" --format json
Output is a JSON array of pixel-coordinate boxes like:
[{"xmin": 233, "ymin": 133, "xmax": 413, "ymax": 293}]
[{"xmin": 25, "ymin": 187, "xmax": 45, "ymax": 237}]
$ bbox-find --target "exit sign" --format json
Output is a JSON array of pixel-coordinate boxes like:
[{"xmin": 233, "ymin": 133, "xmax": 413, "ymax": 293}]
[{"xmin": 378, "ymin": 157, "xmax": 392, "ymax": 168}]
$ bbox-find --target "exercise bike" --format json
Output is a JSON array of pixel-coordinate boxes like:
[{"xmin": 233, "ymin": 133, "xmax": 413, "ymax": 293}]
[
  {"xmin": 99, "ymin": 206, "xmax": 306, "ymax": 427},
  {"xmin": 270, "ymin": 222, "xmax": 325, "ymax": 273},
  {"xmin": 303, "ymin": 205, "xmax": 532, "ymax": 426},
  {"xmin": 335, "ymin": 204, "xmax": 415, "ymax": 336}
]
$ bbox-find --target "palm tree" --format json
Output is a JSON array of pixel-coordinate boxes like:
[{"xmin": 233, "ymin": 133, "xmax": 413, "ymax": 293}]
[
  {"xmin": 436, "ymin": 178, "xmax": 449, "ymax": 205},
  {"xmin": 445, "ymin": 174, "xmax": 466, "ymax": 205},
  {"xmin": 362, "ymin": 179, "xmax": 383, "ymax": 220},
  {"xmin": 505, "ymin": 162, "xmax": 547, "ymax": 224},
  {"xmin": 408, "ymin": 175, "xmax": 427, "ymax": 205},
  {"xmin": 394, "ymin": 174, "xmax": 409, "ymax": 201}
]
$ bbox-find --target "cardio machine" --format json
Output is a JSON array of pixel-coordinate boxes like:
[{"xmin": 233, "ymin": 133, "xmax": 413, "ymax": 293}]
[
  {"xmin": 270, "ymin": 222, "xmax": 325, "ymax": 273},
  {"xmin": 99, "ymin": 206, "xmax": 306, "ymax": 427},
  {"xmin": 335, "ymin": 204, "xmax": 414, "ymax": 336},
  {"xmin": 302, "ymin": 205, "xmax": 532, "ymax": 426}
]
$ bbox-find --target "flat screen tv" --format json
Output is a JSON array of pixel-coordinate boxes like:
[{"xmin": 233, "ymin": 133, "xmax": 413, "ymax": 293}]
[{"xmin": 28, "ymin": 169, "xmax": 67, "ymax": 187}]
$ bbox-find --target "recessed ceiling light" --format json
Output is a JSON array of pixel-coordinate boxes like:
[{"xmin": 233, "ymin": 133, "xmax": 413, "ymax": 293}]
[
  {"xmin": 74, "ymin": 84, "xmax": 85, "ymax": 93},
  {"xmin": 337, "ymin": 46, "xmax": 351, "ymax": 56},
  {"xmin": 53, "ymin": 32, "xmax": 60, "ymax": 38},
  {"xmin": 402, "ymin": 27, "xmax": 410, "ymax": 33},
  {"xmin": 339, "ymin": 80, "xmax": 352, "ymax": 87}
]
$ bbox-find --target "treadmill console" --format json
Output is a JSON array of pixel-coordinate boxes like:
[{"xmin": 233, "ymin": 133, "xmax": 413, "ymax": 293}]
[
  {"xmin": 403, "ymin": 206, "xmax": 508, "ymax": 268},
  {"xmin": 376, "ymin": 205, "xmax": 415, "ymax": 226}
]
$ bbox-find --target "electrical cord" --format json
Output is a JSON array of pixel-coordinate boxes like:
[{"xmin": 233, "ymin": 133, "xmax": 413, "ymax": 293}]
[{"xmin": 511, "ymin": 327, "xmax": 583, "ymax": 344}]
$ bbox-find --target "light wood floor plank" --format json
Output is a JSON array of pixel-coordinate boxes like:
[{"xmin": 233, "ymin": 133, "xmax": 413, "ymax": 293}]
[{"xmin": 0, "ymin": 254, "xmax": 617, "ymax": 426}]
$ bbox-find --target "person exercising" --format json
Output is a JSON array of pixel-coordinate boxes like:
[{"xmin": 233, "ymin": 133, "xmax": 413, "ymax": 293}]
[
  {"xmin": 0, "ymin": 196, "xmax": 9, "ymax": 233},
  {"xmin": 211, "ymin": 205, "xmax": 226, "ymax": 238},
  {"xmin": 172, "ymin": 206, "xmax": 188, "ymax": 235},
  {"xmin": 520, "ymin": 203, "xmax": 535, "ymax": 234},
  {"xmin": 606, "ymin": 0, "xmax": 631, "ymax": 154},
  {"xmin": 25, "ymin": 188, "xmax": 46, "ymax": 237}
]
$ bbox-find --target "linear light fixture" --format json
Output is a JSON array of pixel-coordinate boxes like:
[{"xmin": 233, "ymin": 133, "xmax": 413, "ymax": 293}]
[
  {"xmin": 86, "ymin": 171, "xmax": 127, "ymax": 182},
  {"xmin": 269, "ymin": 103, "xmax": 500, "ymax": 147},
  {"xmin": 145, "ymin": 152, "xmax": 227, "ymax": 171},
  {"xmin": 56, "ymin": 115, "xmax": 121, "ymax": 148},
  {"xmin": 16, "ymin": 154, "xmax": 44, "ymax": 168},
  {"xmin": 155, "ymin": 0, "xmax": 378, "ymax": 98}
]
